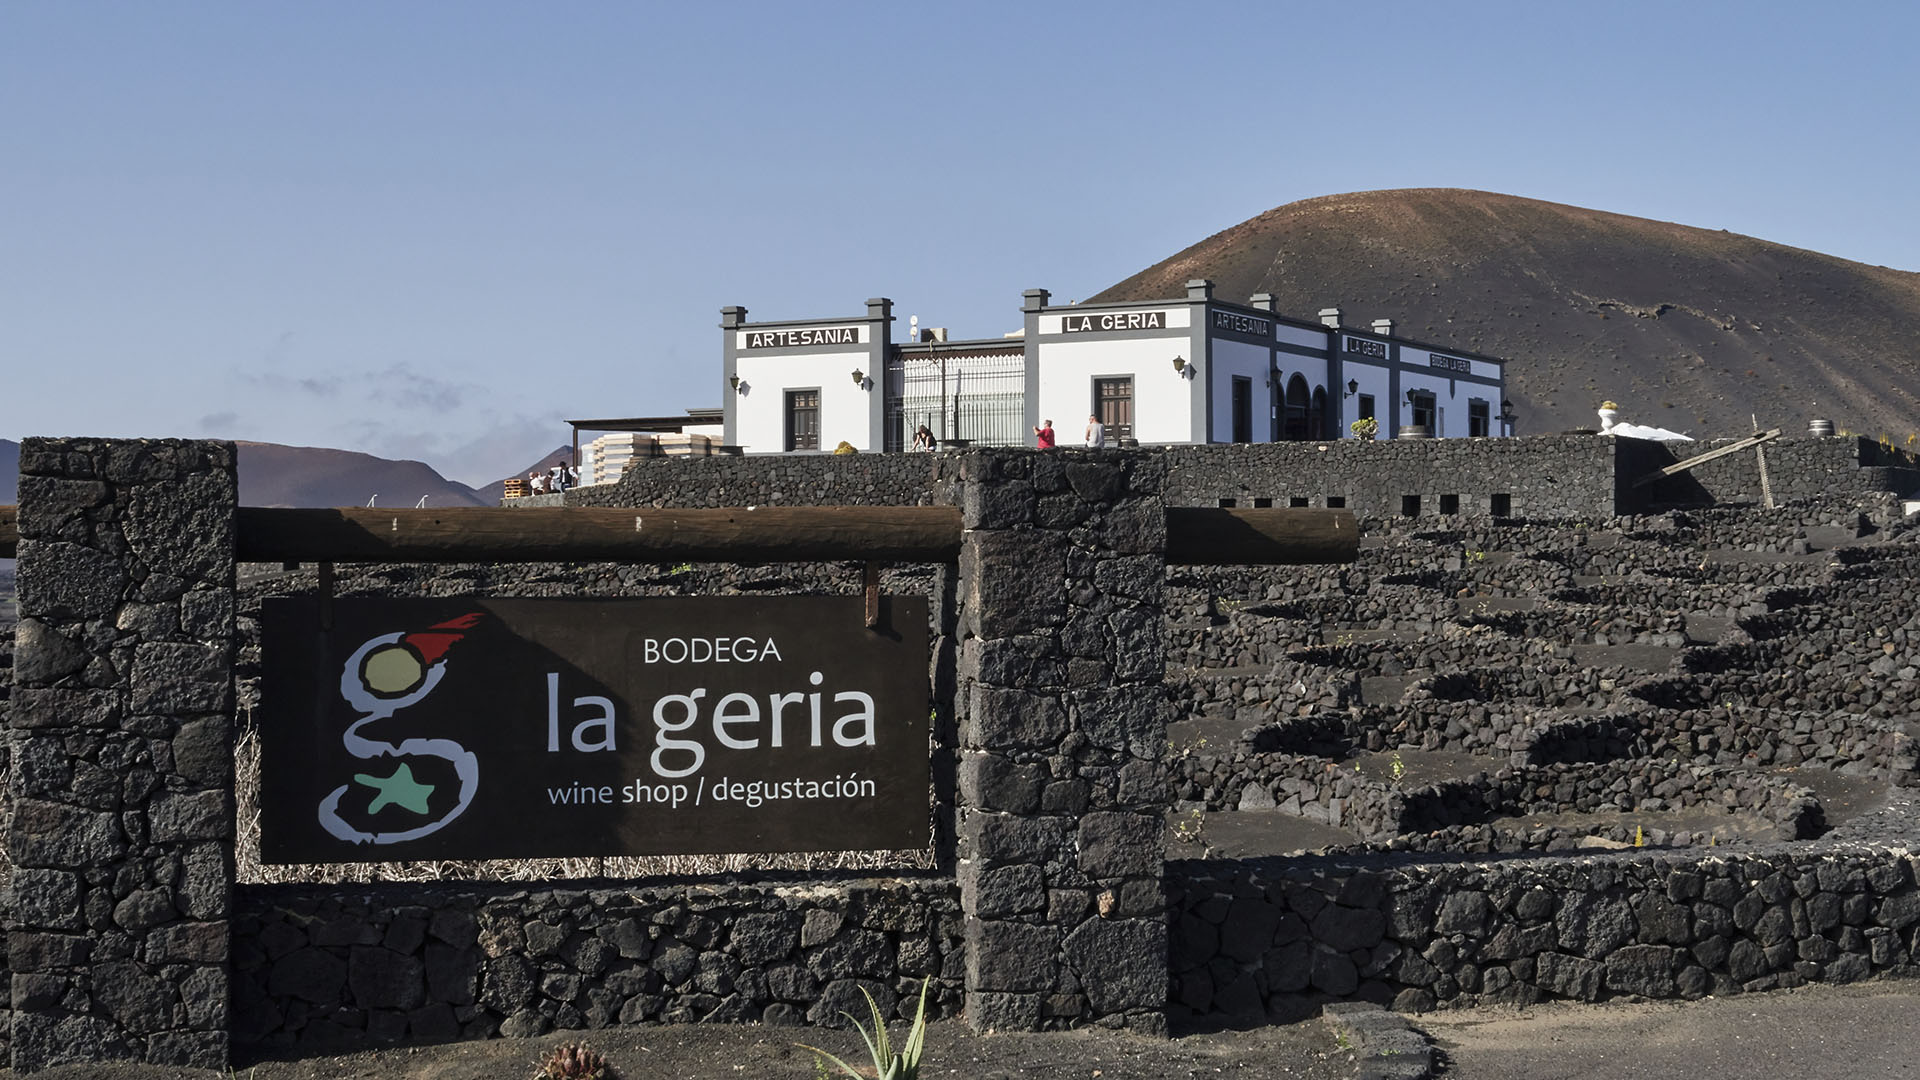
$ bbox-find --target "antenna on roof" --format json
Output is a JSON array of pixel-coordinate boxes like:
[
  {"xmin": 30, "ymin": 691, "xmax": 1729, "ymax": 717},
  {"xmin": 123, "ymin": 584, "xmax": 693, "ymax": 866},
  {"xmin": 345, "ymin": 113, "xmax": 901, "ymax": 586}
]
[
  {"xmin": 415, "ymin": 495, "xmax": 430, "ymax": 508},
  {"xmin": 367, "ymin": 494, "xmax": 378, "ymax": 507}
]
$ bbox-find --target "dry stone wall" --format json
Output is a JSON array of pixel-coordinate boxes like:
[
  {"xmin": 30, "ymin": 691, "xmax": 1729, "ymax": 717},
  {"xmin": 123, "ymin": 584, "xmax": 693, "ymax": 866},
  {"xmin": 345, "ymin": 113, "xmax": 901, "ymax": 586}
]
[
  {"xmin": 1163, "ymin": 436, "xmax": 1621, "ymax": 517},
  {"xmin": 953, "ymin": 450, "xmax": 1172, "ymax": 1035},
  {"xmin": 5, "ymin": 437, "xmax": 1920, "ymax": 1069},
  {"xmin": 7, "ymin": 439, "xmax": 236, "ymax": 1070},
  {"xmin": 1170, "ymin": 845, "xmax": 1920, "ymax": 1018},
  {"xmin": 233, "ymin": 878, "xmax": 962, "ymax": 1051}
]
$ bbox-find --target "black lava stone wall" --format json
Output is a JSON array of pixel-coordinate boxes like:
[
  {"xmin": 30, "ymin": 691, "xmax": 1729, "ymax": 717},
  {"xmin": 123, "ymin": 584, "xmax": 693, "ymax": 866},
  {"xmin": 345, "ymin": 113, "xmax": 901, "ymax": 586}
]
[
  {"xmin": 232, "ymin": 878, "xmax": 963, "ymax": 1050},
  {"xmin": 1170, "ymin": 846, "xmax": 1920, "ymax": 1018}
]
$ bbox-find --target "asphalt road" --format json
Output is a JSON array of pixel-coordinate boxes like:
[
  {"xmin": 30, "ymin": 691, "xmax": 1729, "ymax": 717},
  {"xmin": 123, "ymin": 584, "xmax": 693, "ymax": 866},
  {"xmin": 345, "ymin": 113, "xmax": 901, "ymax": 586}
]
[{"xmin": 1417, "ymin": 981, "xmax": 1920, "ymax": 1078}]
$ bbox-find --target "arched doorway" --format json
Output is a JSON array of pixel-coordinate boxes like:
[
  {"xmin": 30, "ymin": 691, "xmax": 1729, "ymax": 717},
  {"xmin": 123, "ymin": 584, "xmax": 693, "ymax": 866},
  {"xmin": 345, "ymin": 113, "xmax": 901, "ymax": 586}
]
[
  {"xmin": 1309, "ymin": 386, "xmax": 1328, "ymax": 440},
  {"xmin": 1284, "ymin": 374, "xmax": 1311, "ymax": 440}
]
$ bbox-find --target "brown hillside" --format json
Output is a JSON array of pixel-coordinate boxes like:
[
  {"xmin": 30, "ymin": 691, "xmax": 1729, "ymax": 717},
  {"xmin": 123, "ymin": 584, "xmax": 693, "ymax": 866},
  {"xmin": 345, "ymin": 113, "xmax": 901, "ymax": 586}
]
[
  {"xmin": 1089, "ymin": 189, "xmax": 1920, "ymax": 440},
  {"xmin": 236, "ymin": 442, "xmax": 489, "ymax": 509}
]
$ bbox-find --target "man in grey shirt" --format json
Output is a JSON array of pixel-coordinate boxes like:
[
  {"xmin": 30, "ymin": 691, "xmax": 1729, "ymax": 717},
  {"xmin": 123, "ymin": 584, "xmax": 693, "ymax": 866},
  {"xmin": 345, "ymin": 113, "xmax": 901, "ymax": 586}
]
[{"xmin": 1084, "ymin": 414, "xmax": 1106, "ymax": 448}]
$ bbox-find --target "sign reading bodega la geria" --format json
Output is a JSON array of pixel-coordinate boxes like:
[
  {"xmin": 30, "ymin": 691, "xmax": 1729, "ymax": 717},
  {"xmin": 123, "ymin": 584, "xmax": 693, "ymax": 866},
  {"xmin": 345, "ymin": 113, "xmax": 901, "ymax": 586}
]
[{"xmin": 259, "ymin": 596, "xmax": 930, "ymax": 862}]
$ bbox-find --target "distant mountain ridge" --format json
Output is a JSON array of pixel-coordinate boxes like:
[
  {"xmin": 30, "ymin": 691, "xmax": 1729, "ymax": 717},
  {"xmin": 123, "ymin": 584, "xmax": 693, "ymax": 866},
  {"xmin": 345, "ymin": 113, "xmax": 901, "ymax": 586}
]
[
  {"xmin": 0, "ymin": 438, "xmax": 569, "ymax": 509},
  {"xmin": 1090, "ymin": 188, "xmax": 1920, "ymax": 439}
]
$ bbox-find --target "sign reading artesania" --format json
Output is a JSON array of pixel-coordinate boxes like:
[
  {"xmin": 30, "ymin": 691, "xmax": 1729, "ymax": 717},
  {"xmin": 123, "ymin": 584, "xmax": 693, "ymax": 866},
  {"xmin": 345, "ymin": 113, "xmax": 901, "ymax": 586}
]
[
  {"xmin": 1211, "ymin": 310, "xmax": 1272, "ymax": 337},
  {"xmin": 258, "ymin": 596, "xmax": 929, "ymax": 862},
  {"xmin": 742, "ymin": 326, "xmax": 863, "ymax": 348},
  {"xmin": 1061, "ymin": 310, "xmax": 1167, "ymax": 333}
]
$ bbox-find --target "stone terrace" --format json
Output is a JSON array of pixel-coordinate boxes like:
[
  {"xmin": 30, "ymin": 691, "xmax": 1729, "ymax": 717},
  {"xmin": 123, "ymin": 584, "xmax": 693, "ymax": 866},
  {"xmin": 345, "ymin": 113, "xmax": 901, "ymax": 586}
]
[{"xmin": 1165, "ymin": 491, "xmax": 1920, "ymax": 1019}]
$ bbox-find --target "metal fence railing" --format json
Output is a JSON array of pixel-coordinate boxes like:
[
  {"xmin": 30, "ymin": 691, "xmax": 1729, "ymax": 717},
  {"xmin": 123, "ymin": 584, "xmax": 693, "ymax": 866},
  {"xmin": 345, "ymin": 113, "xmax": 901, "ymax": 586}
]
[{"xmin": 886, "ymin": 351, "xmax": 1027, "ymax": 450}]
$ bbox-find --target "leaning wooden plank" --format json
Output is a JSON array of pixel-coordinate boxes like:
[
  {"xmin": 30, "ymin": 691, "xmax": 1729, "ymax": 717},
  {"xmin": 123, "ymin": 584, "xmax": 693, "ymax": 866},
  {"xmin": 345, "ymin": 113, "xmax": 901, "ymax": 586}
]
[
  {"xmin": 1630, "ymin": 429, "xmax": 1781, "ymax": 488},
  {"xmin": 1165, "ymin": 507, "xmax": 1359, "ymax": 565}
]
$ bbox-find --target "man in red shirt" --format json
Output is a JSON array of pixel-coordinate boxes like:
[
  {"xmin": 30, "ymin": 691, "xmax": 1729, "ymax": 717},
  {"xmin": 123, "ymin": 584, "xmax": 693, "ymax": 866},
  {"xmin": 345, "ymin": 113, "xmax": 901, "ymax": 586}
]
[{"xmin": 1033, "ymin": 419, "xmax": 1056, "ymax": 448}]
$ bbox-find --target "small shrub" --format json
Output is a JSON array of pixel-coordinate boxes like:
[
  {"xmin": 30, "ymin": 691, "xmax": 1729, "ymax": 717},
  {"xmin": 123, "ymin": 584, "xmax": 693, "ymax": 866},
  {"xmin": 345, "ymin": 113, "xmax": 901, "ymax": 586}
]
[
  {"xmin": 1349, "ymin": 417, "xmax": 1378, "ymax": 439},
  {"xmin": 532, "ymin": 1042, "xmax": 621, "ymax": 1080},
  {"xmin": 833, "ymin": 441, "xmax": 858, "ymax": 455}
]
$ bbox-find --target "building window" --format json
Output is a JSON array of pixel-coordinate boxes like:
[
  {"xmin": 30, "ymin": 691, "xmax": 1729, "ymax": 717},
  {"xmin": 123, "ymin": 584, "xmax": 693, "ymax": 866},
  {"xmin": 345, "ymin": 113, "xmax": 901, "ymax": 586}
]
[
  {"xmin": 1469, "ymin": 399, "xmax": 1490, "ymax": 437},
  {"xmin": 1409, "ymin": 391, "xmax": 1436, "ymax": 431},
  {"xmin": 785, "ymin": 389, "xmax": 820, "ymax": 451},
  {"xmin": 1357, "ymin": 393, "xmax": 1376, "ymax": 421},
  {"xmin": 1095, "ymin": 377, "xmax": 1133, "ymax": 442},
  {"xmin": 1232, "ymin": 377, "xmax": 1253, "ymax": 443}
]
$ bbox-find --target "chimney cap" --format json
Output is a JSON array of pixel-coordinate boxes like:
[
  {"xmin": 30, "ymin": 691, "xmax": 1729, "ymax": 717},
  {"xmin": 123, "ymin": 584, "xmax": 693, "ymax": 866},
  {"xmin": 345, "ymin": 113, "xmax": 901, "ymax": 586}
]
[{"xmin": 1318, "ymin": 307, "xmax": 1343, "ymax": 328}]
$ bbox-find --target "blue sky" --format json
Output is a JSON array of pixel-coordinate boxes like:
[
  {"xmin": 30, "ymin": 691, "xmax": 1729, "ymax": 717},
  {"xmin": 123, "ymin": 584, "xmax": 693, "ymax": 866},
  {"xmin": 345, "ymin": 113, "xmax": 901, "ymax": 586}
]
[{"xmin": 5, "ymin": 1, "xmax": 1916, "ymax": 485}]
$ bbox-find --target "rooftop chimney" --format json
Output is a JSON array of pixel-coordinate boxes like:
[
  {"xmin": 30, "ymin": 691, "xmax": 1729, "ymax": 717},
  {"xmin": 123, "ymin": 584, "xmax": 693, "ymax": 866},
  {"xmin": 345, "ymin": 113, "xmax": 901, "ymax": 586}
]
[
  {"xmin": 1186, "ymin": 279, "xmax": 1214, "ymax": 301},
  {"xmin": 1372, "ymin": 318, "xmax": 1394, "ymax": 338},
  {"xmin": 1249, "ymin": 293, "xmax": 1276, "ymax": 312},
  {"xmin": 720, "ymin": 305, "xmax": 748, "ymax": 329},
  {"xmin": 1318, "ymin": 307, "xmax": 1343, "ymax": 328},
  {"xmin": 1022, "ymin": 288, "xmax": 1051, "ymax": 313}
]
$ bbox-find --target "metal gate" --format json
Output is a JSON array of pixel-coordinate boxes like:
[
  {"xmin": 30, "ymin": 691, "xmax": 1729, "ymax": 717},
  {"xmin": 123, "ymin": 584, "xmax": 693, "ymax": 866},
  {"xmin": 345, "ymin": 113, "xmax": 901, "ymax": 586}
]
[{"xmin": 885, "ymin": 349, "xmax": 1027, "ymax": 450}]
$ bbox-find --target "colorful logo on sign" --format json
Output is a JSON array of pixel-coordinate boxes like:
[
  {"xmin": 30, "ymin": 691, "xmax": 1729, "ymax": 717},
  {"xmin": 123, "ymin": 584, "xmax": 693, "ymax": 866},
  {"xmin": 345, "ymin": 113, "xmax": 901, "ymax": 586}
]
[{"xmin": 318, "ymin": 613, "xmax": 485, "ymax": 846}]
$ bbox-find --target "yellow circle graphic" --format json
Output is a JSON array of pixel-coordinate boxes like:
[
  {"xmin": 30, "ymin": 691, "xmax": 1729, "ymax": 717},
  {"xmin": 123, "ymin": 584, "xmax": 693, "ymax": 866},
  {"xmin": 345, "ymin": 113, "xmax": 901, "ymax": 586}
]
[{"xmin": 362, "ymin": 644, "xmax": 424, "ymax": 695}]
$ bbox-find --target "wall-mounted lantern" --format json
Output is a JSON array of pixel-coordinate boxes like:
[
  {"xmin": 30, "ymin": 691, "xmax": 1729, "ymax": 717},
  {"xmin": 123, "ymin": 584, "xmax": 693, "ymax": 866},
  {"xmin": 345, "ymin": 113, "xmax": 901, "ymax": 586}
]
[
  {"xmin": 1345, "ymin": 379, "xmax": 1359, "ymax": 397},
  {"xmin": 729, "ymin": 374, "xmax": 741, "ymax": 392},
  {"xmin": 851, "ymin": 368, "xmax": 865, "ymax": 386},
  {"xmin": 1171, "ymin": 355, "xmax": 1186, "ymax": 374}
]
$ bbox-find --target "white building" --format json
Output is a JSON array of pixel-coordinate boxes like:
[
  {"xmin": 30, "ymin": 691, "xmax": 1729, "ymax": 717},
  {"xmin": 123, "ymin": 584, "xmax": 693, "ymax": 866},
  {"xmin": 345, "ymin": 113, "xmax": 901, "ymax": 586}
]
[
  {"xmin": 567, "ymin": 410, "xmax": 725, "ymax": 485},
  {"xmin": 721, "ymin": 281, "xmax": 1508, "ymax": 452}
]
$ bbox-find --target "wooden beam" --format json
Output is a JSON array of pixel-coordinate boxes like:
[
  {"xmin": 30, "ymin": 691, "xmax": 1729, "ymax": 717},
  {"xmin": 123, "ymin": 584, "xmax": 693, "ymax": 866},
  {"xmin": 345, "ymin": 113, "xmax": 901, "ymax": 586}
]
[
  {"xmin": 1165, "ymin": 507, "xmax": 1359, "ymax": 565},
  {"xmin": 1630, "ymin": 429, "xmax": 1782, "ymax": 488},
  {"xmin": 234, "ymin": 506, "xmax": 966, "ymax": 564},
  {"xmin": 2, "ymin": 504, "xmax": 1364, "ymax": 566}
]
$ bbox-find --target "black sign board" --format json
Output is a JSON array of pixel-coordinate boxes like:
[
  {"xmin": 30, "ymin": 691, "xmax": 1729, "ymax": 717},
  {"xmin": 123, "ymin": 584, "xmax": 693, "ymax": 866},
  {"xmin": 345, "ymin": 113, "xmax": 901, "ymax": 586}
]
[
  {"xmin": 1428, "ymin": 353, "xmax": 1472, "ymax": 373},
  {"xmin": 259, "ymin": 596, "xmax": 929, "ymax": 863},
  {"xmin": 1344, "ymin": 336, "xmax": 1388, "ymax": 359},
  {"xmin": 743, "ymin": 326, "xmax": 862, "ymax": 348},
  {"xmin": 1060, "ymin": 310, "xmax": 1167, "ymax": 333},
  {"xmin": 1211, "ymin": 310, "xmax": 1272, "ymax": 337}
]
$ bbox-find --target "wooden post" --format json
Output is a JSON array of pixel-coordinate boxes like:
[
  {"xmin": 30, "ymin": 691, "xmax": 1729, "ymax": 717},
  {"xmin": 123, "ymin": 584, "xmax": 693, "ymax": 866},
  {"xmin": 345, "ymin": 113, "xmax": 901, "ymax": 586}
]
[{"xmin": 3, "ymin": 505, "xmax": 1362, "ymax": 566}]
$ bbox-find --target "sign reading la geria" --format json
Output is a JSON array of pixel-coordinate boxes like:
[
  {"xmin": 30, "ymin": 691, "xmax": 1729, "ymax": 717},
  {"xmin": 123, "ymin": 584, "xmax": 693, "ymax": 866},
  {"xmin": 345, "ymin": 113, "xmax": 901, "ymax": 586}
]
[{"xmin": 258, "ymin": 596, "xmax": 929, "ymax": 862}]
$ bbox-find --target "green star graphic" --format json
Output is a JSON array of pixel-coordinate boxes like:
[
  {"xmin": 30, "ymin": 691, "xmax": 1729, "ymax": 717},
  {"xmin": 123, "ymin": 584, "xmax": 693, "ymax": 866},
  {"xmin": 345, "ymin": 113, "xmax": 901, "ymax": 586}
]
[{"xmin": 354, "ymin": 762, "xmax": 436, "ymax": 815}]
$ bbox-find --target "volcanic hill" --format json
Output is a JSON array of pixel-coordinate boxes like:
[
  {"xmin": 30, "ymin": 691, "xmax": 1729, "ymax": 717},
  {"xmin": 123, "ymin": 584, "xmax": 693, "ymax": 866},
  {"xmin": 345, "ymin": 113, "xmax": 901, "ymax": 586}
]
[{"xmin": 1090, "ymin": 189, "xmax": 1920, "ymax": 440}]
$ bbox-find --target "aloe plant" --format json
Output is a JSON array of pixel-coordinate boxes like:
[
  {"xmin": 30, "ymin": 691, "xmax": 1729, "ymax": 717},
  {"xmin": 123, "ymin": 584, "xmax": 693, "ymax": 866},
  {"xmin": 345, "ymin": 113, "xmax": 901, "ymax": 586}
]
[
  {"xmin": 799, "ymin": 977, "xmax": 932, "ymax": 1080},
  {"xmin": 531, "ymin": 1041, "xmax": 620, "ymax": 1080}
]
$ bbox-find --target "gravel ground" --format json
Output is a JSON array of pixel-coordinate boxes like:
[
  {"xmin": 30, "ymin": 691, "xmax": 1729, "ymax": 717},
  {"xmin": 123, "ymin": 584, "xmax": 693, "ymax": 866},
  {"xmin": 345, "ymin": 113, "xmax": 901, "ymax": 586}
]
[{"xmin": 0, "ymin": 1016, "xmax": 1356, "ymax": 1080}]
